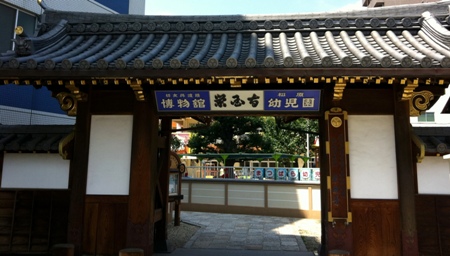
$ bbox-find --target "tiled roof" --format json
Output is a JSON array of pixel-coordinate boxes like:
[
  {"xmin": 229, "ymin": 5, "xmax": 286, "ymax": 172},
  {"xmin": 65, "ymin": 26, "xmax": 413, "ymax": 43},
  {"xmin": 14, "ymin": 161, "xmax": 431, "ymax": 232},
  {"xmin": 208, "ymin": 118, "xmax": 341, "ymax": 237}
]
[
  {"xmin": 1, "ymin": 2, "xmax": 450, "ymax": 75},
  {"xmin": 413, "ymin": 126, "xmax": 450, "ymax": 155},
  {"xmin": 0, "ymin": 125, "xmax": 73, "ymax": 153}
]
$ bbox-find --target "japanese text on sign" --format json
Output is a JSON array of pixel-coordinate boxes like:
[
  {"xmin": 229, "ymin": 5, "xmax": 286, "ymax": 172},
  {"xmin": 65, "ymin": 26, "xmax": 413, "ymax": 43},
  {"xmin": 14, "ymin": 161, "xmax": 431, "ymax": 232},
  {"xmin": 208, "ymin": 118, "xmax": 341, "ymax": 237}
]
[{"xmin": 155, "ymin": 90, "xmax": 320, "ymax": 112}]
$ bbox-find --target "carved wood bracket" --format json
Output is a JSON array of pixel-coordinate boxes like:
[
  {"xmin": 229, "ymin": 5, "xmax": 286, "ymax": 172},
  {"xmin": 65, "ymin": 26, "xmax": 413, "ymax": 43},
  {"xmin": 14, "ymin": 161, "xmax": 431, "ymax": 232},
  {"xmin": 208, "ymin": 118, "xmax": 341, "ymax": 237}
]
[
  {"xmin": 411, "ymin": 132, "xmax": 425, "ymax": 163},
  {"xmin": 333, "ymin": 78, "xmax": 347, "ymax": 101},
  {"xmin": 55, "ymin": 92, "xmax": 79, "ymax": 116},
  {"xmin": 409, "ymin": 90, "xmax": 434, "ymax": 116},
  {"xmin": 65, "ymin": 81, "xmax": 88, "ymax": 101},
  {"xmin": 128, "ymin": 79, "xmax": 146, "ymax": 101},
  {"xmin": 59, "ymin": 131, "xmax": 74, "ymax": 160},
  {"xmin": 400, "ymin": 78, "xmax": 419, "ymax": 101}
]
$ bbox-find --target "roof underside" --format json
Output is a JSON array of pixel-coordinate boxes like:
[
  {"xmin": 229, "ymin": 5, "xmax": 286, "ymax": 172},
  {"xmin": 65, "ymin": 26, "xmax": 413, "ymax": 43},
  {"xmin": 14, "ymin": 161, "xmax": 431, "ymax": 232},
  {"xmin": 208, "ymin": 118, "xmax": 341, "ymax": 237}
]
[
  {"xmin": 0, "ymin": 125, "xmax": 73, "ymax": 153},
  {"xmin": 413, "ymin": 126, "xmax": 450, "ymax": 155}
]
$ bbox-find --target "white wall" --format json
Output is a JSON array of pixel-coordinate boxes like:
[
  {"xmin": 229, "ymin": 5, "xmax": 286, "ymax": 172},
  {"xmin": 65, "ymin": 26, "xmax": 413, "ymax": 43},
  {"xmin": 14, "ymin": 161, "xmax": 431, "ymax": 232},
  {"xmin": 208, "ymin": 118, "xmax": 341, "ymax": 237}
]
[
  {"xmin": 1, "ymin": 153, "xmax": 70, "ymax": 189},
  {"xmin": 86, "ymin": 115, "xmax": 133, "ymax": 195},
  {"xmin": 348, "ymin": 115, "xmax": 398, "ymax": 199},
  {"xmin": 417, "ymin": 157, "xmax": 450, "ymax": 194}
]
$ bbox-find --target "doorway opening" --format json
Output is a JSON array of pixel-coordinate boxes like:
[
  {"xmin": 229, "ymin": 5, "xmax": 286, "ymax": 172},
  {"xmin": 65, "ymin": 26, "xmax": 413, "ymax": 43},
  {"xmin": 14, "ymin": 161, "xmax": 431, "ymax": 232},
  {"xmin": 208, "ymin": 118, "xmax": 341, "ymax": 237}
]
[{"xmin": 165, "ymin": 115, "xmax": 322, "ymax": 253}]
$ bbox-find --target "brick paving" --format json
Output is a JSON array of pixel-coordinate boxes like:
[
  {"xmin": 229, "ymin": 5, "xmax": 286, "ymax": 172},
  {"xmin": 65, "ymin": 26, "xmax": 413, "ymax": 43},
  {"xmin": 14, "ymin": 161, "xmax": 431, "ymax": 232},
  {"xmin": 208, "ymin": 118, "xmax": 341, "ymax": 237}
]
[{"xmin": 181, "ymin": 211, "xmax": 310, "ymax": 252}]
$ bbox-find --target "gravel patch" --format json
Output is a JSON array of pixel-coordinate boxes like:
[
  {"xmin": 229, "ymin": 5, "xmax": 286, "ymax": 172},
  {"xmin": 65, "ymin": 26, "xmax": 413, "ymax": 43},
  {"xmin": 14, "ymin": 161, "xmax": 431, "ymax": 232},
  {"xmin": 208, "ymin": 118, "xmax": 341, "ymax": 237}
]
[{"xmin": 167, "ymin": 221, "xmax": 201, "ymax": 249}]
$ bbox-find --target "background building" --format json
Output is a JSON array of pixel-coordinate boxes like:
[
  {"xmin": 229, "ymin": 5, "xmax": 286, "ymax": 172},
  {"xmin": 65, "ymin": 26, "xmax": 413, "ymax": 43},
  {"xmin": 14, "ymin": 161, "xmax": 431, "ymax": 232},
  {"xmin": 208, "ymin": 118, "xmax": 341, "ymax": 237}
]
[
  {"xmin": 0, "ymin": 0, "xmax": 145, "ymax": 125},
  {"xmin": 363, "ymin": 0, "xmax": 438, "ymax": 8}
]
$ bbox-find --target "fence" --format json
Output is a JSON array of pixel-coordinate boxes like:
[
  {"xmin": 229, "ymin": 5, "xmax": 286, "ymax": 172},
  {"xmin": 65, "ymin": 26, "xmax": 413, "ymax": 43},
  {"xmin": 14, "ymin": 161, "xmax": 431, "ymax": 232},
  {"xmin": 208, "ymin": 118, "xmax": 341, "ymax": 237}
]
[{"xmin": 180, "ymin": 178, "xmax": 321, "ymax": 219}]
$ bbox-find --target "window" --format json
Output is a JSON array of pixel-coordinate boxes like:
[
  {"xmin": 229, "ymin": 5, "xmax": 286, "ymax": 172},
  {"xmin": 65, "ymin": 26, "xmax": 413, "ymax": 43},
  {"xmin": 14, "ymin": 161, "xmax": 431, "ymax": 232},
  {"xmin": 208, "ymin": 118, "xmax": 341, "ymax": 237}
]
[
  {"xmin": 418, "ymin": 112, "xmax": 435, "ymax": 122},
  {"xmin": 0, "ymin": 3, "xmax": 37, "ymax": 52},
  {"xmin": 0, "ymin": 4, "xmax": 16, "ymax": 52}
]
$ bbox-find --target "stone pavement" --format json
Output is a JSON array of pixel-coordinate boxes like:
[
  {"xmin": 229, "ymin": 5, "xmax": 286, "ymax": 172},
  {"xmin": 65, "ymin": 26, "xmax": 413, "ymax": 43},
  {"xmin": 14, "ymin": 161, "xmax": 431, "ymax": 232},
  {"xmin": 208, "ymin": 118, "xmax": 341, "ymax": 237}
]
[{"xmin": 155, "ymin": 211, "xmax": 317, "ymax": 256}]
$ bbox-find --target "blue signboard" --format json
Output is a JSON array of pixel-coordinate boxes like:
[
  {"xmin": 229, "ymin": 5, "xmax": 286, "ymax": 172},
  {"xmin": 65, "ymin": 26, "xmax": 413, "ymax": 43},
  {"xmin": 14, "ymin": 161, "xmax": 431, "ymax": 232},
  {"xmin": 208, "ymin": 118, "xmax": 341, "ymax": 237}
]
[{"xmin": 155, "ymin": 90, "xmax": 320, "ymax": 112}]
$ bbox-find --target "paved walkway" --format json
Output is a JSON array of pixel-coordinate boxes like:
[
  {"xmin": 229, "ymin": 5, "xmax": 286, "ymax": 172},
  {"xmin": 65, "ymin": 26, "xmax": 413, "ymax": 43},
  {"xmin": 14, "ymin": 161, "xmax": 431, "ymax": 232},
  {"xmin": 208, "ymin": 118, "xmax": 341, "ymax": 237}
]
[{"xmin": 156, "ymin": 211, "xmax": 317, "ymax": 256}]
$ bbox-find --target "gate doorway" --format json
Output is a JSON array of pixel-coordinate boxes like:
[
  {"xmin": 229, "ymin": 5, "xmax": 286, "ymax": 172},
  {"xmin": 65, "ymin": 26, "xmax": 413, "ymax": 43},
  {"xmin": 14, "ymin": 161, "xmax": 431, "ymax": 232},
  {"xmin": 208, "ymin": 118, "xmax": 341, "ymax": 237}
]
[
  {"xmin": 163, "ymin": 113, "xmax": 322, "ymax": 254},
  {"xmin": 3, "ymin": 3, "xmax": 450, "ymax": 255}
]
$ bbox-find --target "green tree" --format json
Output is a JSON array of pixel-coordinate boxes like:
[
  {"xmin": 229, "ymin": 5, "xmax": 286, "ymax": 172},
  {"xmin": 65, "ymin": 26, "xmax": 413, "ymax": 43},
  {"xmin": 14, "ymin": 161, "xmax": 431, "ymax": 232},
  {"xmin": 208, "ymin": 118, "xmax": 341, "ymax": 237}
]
[
  {"xmin": 170, "ymin": 134, "xmax": 183, "ymax": 152},
  {"xmin": 263, "ymin": 117, "xmax": 318, "ymax": 155},
  {"xmin": 188, "ymin": 116, "xmax": 318, "ymax": 156},
  {"xmin": 188, "ymin": 116, "xmax": 270, "ymax": 155},
  {"xmin": 187, "ymin": 116, "xmax": 318, "ymax": 175}
]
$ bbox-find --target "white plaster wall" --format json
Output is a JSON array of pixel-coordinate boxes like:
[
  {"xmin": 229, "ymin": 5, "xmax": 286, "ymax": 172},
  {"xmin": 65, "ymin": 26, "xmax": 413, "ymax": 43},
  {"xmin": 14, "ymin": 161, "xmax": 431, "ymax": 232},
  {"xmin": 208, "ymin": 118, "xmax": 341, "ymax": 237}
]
[
  {"xmin": 348, "ymin": 115, "xmax": 398, "ymax": 199},
  {"xmin": 3, "ymin": 0, "xmax": 116, "ymax": 14},
  {"xmin": 1, "ymin": 153, "xmax": 69, "ymax": 189},
  {"xmin": 417, "ymin": 157, "xmax": 450, "ymax": 194},
  {"xmin": 86, "ymin": 115, "xmax": 133, "ymax": 195}
]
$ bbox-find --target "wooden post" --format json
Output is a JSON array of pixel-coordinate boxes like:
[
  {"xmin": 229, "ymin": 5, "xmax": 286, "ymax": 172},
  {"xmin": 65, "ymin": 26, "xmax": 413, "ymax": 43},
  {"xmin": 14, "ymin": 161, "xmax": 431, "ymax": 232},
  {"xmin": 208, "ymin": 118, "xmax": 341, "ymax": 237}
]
[
  {"xmin": 126, "ymin": 100, "xmax": 158, "ymax": 255},
  {"xmin": 174, "ymin": 200, "xmax": 181, "ymax": 226},
  {"xmin": 329, "ymin": 249, "xmax": 350, "ymax": 256},
  {"xmin": 119, "ymin": 248, "xmax": 144, "ymax": 256},
  {"xmin": 52, "ymin": 244, "xmax": 74, "ymax": 256},
  {"xmin": 393, "ymin": 86, "xmax": 419, "ymax": 256},
  {"xmin": 325, "ymin": 108, "xmax": 353, "ymax": 254},
  {"xmin": 67, "ymin": 100, "xmax": 90, "ymax": 256},
  {"xmin": 154, "ymin": 117, "xmax": 172, "ymax": 252}
]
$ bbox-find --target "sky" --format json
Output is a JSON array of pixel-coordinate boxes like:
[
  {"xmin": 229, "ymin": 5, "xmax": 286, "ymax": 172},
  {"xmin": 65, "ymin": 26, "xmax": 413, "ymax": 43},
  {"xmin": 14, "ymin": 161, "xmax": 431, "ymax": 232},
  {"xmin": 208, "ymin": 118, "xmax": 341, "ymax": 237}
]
[{"xmin": 145, "ymin": 0, "xmax": 364, "ymax": 16}]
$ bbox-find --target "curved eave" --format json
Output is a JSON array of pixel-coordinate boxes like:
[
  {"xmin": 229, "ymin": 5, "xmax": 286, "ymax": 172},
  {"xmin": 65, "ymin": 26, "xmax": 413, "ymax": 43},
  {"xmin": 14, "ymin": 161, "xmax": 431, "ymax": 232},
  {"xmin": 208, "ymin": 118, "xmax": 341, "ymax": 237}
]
[{"xmin": 2, "ymin": 3, "xmax": 450, "ymax": 88}]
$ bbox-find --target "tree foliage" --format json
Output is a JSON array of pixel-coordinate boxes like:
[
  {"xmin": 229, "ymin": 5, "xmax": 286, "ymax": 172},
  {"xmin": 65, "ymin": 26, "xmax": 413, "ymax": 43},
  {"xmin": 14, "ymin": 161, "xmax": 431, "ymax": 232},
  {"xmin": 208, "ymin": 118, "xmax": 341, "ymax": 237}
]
[
  {"xmin": 188, "ymin": 116, "xmax": 270, "ymax": 154},
  {"xmin": 187, "ymin": 116, "xmax": 318, "ymax": 156},
  {"xmin": 170, "ymin": 134, "xmax": 183, "ymax": 152},
  {"xmin": 264, "ymin": 117, "xmax": 318, "ymax": 154}
]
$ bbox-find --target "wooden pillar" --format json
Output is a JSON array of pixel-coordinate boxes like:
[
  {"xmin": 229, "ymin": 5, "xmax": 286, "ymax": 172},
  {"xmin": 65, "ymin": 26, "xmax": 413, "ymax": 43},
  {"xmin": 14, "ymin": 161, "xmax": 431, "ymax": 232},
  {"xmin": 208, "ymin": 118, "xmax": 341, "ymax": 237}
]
[
  {"xmin": 119, "ymin": 248, "xmax": 144, "ymax": 256},
  {"xmin": 319, "ymin": 115, "xmax": 329, "ymax": 255},
  {"xmin": 325, "ymin": 108, "xmax": 352, "ymax": 254},
  {"xmin": 51, "ymin": 244, "xmax": 74, "ymax": 256},
  {"xmin": 154, "ymin": 117, "xmax": 171, "ymax": 252},
  {"xmin": 393, "ymin": 88, "xmax": 419, "ymax": 256},
  {"xmin": 67, "ymin": 100, "xmax": 90, "ymax": 256},
  {"xmin": 126, "ymin": 100, "xmax": 158, "ymax": 255}
]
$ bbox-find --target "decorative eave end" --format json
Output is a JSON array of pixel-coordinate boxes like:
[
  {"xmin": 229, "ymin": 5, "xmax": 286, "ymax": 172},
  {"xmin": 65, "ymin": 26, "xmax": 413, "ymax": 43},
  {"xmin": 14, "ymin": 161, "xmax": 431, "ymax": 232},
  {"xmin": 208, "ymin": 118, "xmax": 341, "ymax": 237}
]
[
  {"xmin": 37, "ymin": 0, "xmax": 53, "ymax": 11},
  {"xmin": 12, "ymin": 26, "xmax": 34, "ymax": 56}
]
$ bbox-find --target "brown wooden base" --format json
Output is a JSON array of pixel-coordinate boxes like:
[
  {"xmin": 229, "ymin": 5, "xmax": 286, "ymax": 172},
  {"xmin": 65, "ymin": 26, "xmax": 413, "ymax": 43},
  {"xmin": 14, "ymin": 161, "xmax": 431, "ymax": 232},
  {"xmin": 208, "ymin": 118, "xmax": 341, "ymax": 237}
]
[{"xmin": 351, "ymin": 199, "xmax": 401, "ymax": 256}]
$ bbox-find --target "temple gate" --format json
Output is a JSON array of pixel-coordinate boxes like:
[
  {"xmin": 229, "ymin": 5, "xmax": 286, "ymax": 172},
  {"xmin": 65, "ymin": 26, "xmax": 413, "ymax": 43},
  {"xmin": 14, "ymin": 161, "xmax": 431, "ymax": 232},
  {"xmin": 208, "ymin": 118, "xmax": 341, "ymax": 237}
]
[{"xmin": 2, "ymin": 1, "xmax": 450, "ymax": 255}]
